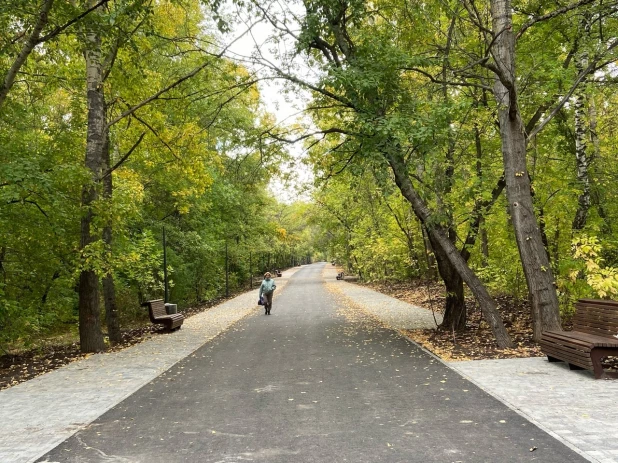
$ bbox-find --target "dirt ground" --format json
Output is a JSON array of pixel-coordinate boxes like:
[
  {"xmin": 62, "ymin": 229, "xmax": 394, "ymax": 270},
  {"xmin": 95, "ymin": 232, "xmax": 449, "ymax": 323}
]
[{"xmin": 358, "ymin": 280, "xmax": 543, "ymax": 361}]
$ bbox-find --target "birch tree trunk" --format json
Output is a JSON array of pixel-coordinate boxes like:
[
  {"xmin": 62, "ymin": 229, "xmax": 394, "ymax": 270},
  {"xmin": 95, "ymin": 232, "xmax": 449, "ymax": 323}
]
[
  {"xmin": 490, "ymin": 0, "xmax": 561, "ymax": 340},
  {"xmin": 78, "ymin": 0, "xmax": 106, "ymax": 353}
]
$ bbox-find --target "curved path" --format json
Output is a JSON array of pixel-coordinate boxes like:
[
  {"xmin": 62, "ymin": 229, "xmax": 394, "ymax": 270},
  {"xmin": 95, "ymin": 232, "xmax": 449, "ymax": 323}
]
[{"xmin": 32, "ymin": 263, "xmax": 584, "ymax": 462}]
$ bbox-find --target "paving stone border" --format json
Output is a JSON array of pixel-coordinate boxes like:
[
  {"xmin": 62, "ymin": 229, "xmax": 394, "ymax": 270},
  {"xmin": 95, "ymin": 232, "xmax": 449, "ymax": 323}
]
[
  {"xmin": 451, "ymin": 358, "xmax": 618, "ymax": 463},
  {"xmin": 322, "ymin": 265, "xmax": 443, "ymax": 329}
]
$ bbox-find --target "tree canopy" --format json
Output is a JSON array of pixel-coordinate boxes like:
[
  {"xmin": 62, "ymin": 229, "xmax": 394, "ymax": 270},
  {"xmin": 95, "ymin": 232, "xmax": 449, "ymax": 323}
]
[{"xmin": 2, "ymin": 0, "xmax": 618, "ymax": 352}]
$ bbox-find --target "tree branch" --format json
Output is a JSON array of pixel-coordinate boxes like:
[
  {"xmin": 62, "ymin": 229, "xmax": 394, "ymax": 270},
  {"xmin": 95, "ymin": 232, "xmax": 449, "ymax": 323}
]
[
  {"xmin": 0, "ymin": 0, "xmax": 55, "ymax": 109},
  {"xmin": 527, "ymin": 39, "xmax": 618, "ymax": 140},
  {"xmin": 106, "ymin": 25, "xmax": 253, "ymax": 128},
  {"xmin": 516, "ymin": 0, "xmax": 597, "ymax": 40},
  {"xmin": 103, "ymin": 132, "xmax": 146, "ymax": 177}
]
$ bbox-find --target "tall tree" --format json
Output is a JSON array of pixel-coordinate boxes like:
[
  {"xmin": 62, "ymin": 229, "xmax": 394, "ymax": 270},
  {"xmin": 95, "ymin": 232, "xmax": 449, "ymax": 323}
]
[
  {"xmin": 253, "ymin": 0, "xmax": 514, "ymax": 346},
  {"xmin": 77, "ymin": 0, "xmax": 107, "ymax": 352}
]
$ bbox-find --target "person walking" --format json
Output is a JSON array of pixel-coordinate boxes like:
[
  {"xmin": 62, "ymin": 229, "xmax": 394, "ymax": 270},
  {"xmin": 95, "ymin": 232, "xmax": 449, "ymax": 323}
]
[{"xmin": 259, "ymin": 272, "xmax": 277, "ymax": 315}]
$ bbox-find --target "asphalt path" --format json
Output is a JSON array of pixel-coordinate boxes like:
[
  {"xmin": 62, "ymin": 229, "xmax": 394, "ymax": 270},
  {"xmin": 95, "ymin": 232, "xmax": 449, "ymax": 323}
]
[{"xmin": 38, "ymin": 263, "xmax": 586, "ymax": 462}]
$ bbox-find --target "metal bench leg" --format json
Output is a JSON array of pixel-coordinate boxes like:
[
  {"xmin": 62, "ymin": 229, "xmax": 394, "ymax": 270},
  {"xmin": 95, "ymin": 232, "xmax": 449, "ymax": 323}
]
[{"xmin": 547, "ymin": 356, "xmax": 561, "ymax": 362}]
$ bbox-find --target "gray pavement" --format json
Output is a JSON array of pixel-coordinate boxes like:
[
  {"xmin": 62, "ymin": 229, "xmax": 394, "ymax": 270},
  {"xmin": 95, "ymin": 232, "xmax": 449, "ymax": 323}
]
[
  {"xmin": 1, "ymin": 263, "xmax": 614, "ymax": 462},
  {"xmin": 31, "ymin": 263, "xmax": 586, "ymax": 462},
  {"xmin": 329, "ymin": 268, "xmax": 443, "ymax": 329},
  {"xmin": 451, "ymin": 358, "xmax": 618, "ymax": 463},
  {"xmin": 324, "ymin": 265, "xmax": 618, "ymax": 463},
  {"xmin": 0, "ymin": 268, "xmax": 302, "ymax": 463}
]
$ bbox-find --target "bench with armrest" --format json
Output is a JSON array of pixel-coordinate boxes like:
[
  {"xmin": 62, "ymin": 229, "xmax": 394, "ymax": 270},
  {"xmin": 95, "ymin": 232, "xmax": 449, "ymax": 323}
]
[
  {"xmin": 336, "ymin": 271, "xmax": 344, "ymax": 280},
  {"xmin": 540, "ymin": 299, "xmax": 618, "ymax": 379},
  {"xmin": 141, "ymin": 299, "xmax": 184, "ymax": 331}
]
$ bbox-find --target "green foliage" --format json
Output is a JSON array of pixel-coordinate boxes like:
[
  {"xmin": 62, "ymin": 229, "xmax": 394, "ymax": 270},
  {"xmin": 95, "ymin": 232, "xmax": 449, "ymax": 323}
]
[
  {"xmin": 556, "ymin": 236, "xmax": 618, "ymax": 316},
  {"xmin": 293, "ymin": 0, "xmax": 618, "ymax": 322},
  {"xmin": 0, "ymin": 0, "xmax": 315, "ymax": 348}
]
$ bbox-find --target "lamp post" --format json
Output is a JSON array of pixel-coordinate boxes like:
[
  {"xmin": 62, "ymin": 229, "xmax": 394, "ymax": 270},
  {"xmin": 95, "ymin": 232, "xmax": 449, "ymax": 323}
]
[
  {"xmin": 225, "ymin": 241, "xmax": 229, "ymax": 298},
  {"xmin": 163, "ymin": 226, "xmax": 168, "ymax": 303}
]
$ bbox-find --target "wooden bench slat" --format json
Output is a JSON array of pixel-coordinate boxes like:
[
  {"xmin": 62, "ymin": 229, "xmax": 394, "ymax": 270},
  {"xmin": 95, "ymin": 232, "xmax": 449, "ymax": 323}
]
[
  {"xmin": 573, "ymin": 312, "xmax": 618, "ymax": 323},
  {"xmin": 539, "ymin": 346, "xmax": 594, "ymax": 369},
  {"xmin": 539, "ymin": 341, "xmax": 594, "ymax": 359},
  {"xmin": 575, "ymin": 301, "xmax": 618, "ymax": 311},
  {"xmin": 541, "ymin": 331, "xmax": 595, "ymax": 349},
  {"xmin": 574, "ymin": 310, "xmax": 618, "ymax": 323},
  {"xmin": 542, "ymin": 330, "xmax": 618, "ymax": 349},
  {"xmin": 578, "ymin": 299, "xmax": 618, "ymax": 308},
  {"xmin": 539, "ymin": 341, "xmax": 594, "ymax": 361},
  {"xmin": 572, "ymin": 322, "xmax": 618, "ymax": 339},
  {"xmin": 574, "ymin": 314, "xmax": 618, "ymax": 326},
  {"xmin": 574, "ymin": 303, "xmax": 618, "ymax": 313},
  {"xmin": 574, "ymin": 305, "xmax": 618, "ymax": 318}
]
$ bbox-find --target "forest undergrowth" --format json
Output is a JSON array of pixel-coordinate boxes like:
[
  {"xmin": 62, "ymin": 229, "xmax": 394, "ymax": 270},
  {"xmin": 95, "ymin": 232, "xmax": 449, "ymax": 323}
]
[{"xmin": 359, "ymin": 280, "xmax": 543, "ymax": 361}]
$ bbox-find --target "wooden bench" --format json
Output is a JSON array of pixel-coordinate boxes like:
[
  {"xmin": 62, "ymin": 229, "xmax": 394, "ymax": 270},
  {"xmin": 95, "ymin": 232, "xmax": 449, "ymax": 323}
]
[
  {"xmin": 540, "ymin": 299, "xmax": 618, "ymax": 379},
  {"xmin": 141, "ymin": 299, "xmax": 184, "ymax": 331}
]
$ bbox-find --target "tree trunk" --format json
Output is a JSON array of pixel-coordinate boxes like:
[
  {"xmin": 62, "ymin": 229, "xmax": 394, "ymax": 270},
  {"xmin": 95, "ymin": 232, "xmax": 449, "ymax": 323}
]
[
  {"xmin": 102, "ymin": 133, "xmax": 121, "ymax": 345},
  {"xmin": 490, "ymin": 0, "xmax": 561, "ymax": 341},
  {"xmin": 385, "ymin": 149, "xmax": 512, "ymax": 348},
  {"xmin": 435, "ymin": 58, "xmax": 468, "ymax": 329},
  {"xmin": 474, "ymin": 125, "xmax": 489, "ymax": 267},
  {"xmin": 480, "ymin": 217, "xmax": 489, "ymax": 267},
  {"xmin": 428, "ymin": 232, "xmax": 466, "ymax": 331},
  {"xmin": 572, "ymin": 54, "xmax": 590, "ymax": 230},
  {"xmin": 78, "ymin": 2, "xmax": 106, "ymax": 353}
]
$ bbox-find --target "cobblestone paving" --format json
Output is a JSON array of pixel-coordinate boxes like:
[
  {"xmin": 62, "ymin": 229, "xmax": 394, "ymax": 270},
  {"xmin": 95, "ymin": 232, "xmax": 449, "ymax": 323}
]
[
  {"xmin": 0, "ymin": 268, "xmax": 300, "ymax": 463},
  {"xmin": 451, "ymin": 357, "xmax": 618, "ymax": 463}
]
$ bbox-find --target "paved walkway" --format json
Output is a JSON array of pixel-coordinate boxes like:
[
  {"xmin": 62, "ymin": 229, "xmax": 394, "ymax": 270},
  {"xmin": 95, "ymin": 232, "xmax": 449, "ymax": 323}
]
[
  {"xmin": 0, "ymin": 268, "xmax": 302, "ymax": 463},
  {"xmin": 323, "ymin": 266, "xmax": 618, "ymax": 463},
  {"xmin": 451, "ymin": 358, "xmax": 618, "ymax": 463},
  {"xmin": 327, "ymin": 267, "xmax": 443, "ymax": 329},
  {"xmin": 1, "ymin": 263, "xmax": 615, "ymax": 462}
]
